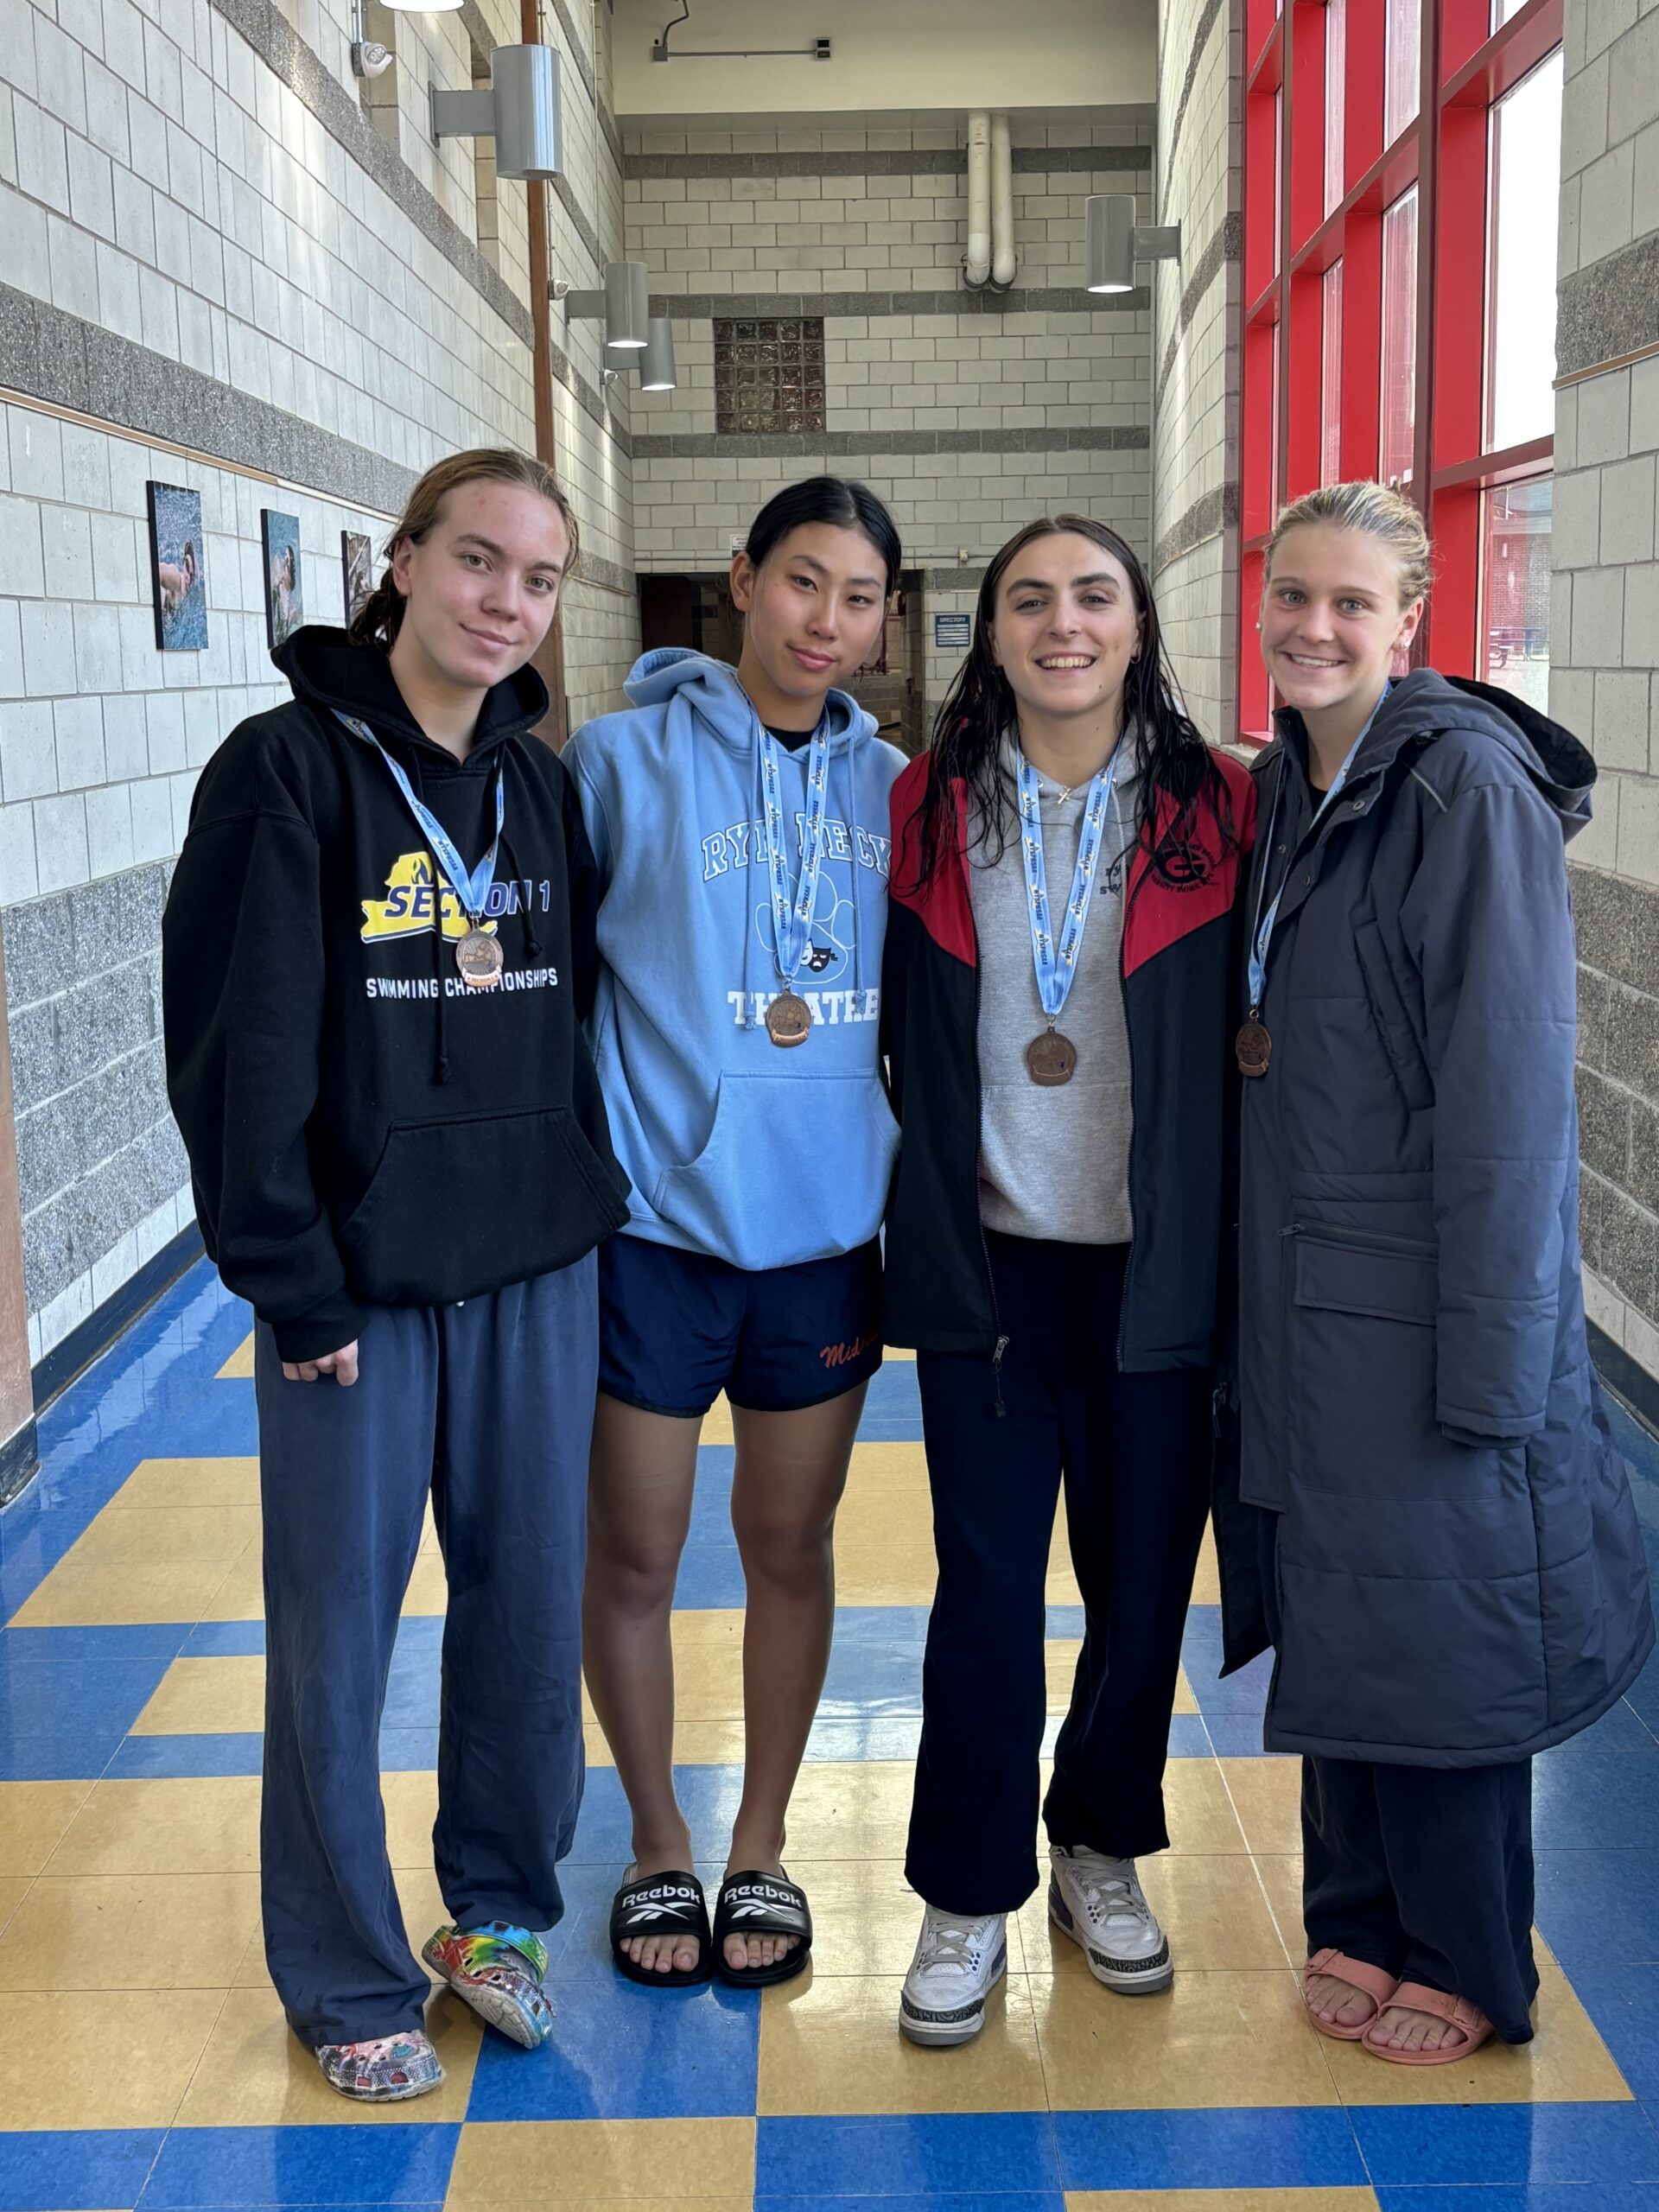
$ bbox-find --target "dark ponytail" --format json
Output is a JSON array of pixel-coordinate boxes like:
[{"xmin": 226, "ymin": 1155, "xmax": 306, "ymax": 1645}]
[
  {"xmin": 742, "ymin": 475, "xmax": 902, "ymax": 593},
  {"xmin": 905, "ymin": 513, "xmax": 1239, "ymax": 894}
]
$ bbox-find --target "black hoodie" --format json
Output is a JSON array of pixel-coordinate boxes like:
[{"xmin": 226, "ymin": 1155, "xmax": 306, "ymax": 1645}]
[{"xmin": 162, "ymin": 626, "xmax": 630, "ymax": 1363}]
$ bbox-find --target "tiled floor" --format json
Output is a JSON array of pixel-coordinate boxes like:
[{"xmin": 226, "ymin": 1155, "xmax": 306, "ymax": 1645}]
[{"xmin": 3, "ymin": 1261, "xmax": 1659, "ymax": 2208}]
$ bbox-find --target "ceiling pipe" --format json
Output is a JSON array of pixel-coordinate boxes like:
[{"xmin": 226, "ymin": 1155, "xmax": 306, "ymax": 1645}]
[
  {"xmin": 989, "ymin": 113, "xmax": 1016, "ymax": 290},
  {"xmin": 963, "ymin": 111, "xmax": 992, "ymax": 289}
]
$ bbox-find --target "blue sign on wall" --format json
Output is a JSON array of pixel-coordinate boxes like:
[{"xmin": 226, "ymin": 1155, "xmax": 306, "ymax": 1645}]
[{"xmin": 933, "ymin": 613, "xmax": 972, "ymax": 650}]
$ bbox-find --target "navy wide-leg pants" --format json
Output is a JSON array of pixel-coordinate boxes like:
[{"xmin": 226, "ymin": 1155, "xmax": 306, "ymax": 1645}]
[
  {"xmin": 906, "ymin": 1234, "xmax": 1213, "ymax": 1916},
  {"xmin": 253, "ymin": 1256, "xmax": 597, "ymax": 2048}
]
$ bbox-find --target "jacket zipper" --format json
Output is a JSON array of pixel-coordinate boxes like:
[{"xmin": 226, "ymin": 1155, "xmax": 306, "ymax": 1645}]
[
  {"xmin": 1283, "ymin": 1222, "xmax": 1435, "ymax": 1258},
  {"xmin": 1114, "ymin": 834, "xmax": 1152, "ymax": 1372},
  {"xmin": 965, "ymin": 847, "xmax": 1009, "ymax": 1415}
]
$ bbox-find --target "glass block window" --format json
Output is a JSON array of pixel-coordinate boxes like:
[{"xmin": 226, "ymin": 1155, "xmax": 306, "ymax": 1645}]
[{"xmin": 714, "ymin": 318, "xmax": 826, "ymax": 435}]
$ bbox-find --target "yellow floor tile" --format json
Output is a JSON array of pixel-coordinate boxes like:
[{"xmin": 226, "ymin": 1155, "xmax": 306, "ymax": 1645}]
[
  {"xmin": 0, "ymin": 1781, "xmax": 94, "ymax": 1876},
  {"xmin": 1020, "ymin": 1854, "xmax": 1287, "ymax": 1978},
  {"xmin": 219, "ymin": 1332, "xmax": 256, "ymax": 1378},
  {"xmin": 758, "ymin": 1967, "xmax": 1047, "ymax": 2113},
  {"xmin": 1069, "ymin": 2194, "xmax": 1378, "ymax": 2212},
  {"xmin": 383, "ymin": 1770, "xmax": 441, "ymax": 1867},
  {"xmin": 771, "ymin": 1762, "xmax": 915, "ymax": 1859},
  {"xmin": 10, "ymin": 1504, "xmax": 259, "ymax": 1627},
  {"xmin": 1164, "ymin": 1759, "xmax": 1249, "ymax": 1854},
  {"xmin": 1217, "ymin": 1757, "xmax": 1303, "ymax": 1857},
  {"xmin": 1189, "ymin": 1523, "xmax": 1221, "ymax": 1606},
  {"xmin": 109, "ymin": 1456, "xmax": 259, "ymax": 1508},
  {"xmin": 1048, "ymin": 1503, "xmax": 1083, "ymax": 1607},
  {"xmin": 702, "ymin": 1395, "xmax": 734, "ymax": 1446},
  {"xmin": 0, "ymin": 1877, "xmax": 31, "ymax": 1941},
  {"xmin": 1322, "ymin": 1955, "xmax": 1631, "ymax": 2103},
  {"xmin": 449, "ymin": 2201, "xmax": 751, "ymax": 2212},
  {"xmin": 174, "ymin": 1983, "xmax": 480, "ymax": 2124},
  {"xmin": 131, "ymin": 1653, "xmax": 266, "ymax": 1735},
  {"xmin": 1039, "ymin": 1644, "xmax": 1198, "ymax": 1719},
  {"xmin": 44, "ymin": 1777, "xmax": 261, "ymax": 1876},
  {"xmin": 836, "ymin": 1444, "xmax": 936, "ymax": 1603},
  {"xmin": 582, "ymin": 1611, "xmax": 749, "ymax": 1727},
  {"xmin": 1033, "ymin": 1964, "xmax": 1339, "ymax": 2110},
  {"xmin": 448, "ymin": 2117, "xmax": 755, "ymax": 2200},
  {"xmin": 584, "ymin": 1719, "xmax": 753, "ymax": 1769},
  {"xmin": 766, "ymin": 1857, "xmax": 1021, "ymax": 1978},
  {"xmin": 0, "ymin": 1870, "xmax": 260, "ymax": 1989},
  {"xmin": 1254, "ymin": 1853, "xmax": 1304, "ymax": 1959},
  {"xmin": 0, "ymin": 1987, "xmax": 225, "ymax": 2128},
  {"xmin": 404, "ymin": 1548, "xmax": 449, "ymax": 1614},
  {"xmin": 195, "ymin": 1541, "xmax": 267, "ymax": 1622}
]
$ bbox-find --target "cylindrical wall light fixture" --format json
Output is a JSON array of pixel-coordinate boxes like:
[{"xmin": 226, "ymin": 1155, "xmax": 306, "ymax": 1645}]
[
  {"xmin": 1085, "ymin": 194, "xmax": 1182, "ymax": 295},
  {"xmin": 490, "ymin": 44, "xmax": 562, "ymax": 179},
  {"xmin": 639, "ymin": 316, "xmax": 677, "ymax": 390},
  {"xmin": 604, "ymin": 261, "xmax": 651, "ymax": 348}
]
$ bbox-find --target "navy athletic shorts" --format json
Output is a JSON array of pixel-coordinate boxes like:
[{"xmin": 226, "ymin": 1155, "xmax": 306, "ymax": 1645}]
[{"xmin": 598, "ymin": 1232, "xmax": 882, "ymax": 1417}]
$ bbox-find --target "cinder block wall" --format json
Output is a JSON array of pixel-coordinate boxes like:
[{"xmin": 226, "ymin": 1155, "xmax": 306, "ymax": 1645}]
[
  {"xmin": 621, "ymin": 112, "xmax": 1156, "ymax": 735},
  {"xmin": 1553, "ymin": 0, "xmax": 1659, "ymax": 1389},
  {"xmin": 0, "ymin": 0, "xmax": 639, "ymax": 1369}
]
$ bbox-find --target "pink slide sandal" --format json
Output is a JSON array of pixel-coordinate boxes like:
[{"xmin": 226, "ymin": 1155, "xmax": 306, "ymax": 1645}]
[
  {"xmin": 1362, "ymin": 1979, "xmax": 1495, "ymax": 2064},
  {"xmin": 1300, "ymin": 1947, "xmax": 1400, "ymax": 2039}
]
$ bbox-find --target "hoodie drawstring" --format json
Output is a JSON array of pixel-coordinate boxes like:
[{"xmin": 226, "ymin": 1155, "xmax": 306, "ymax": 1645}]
[{"xmin": 408, "ymin": 753, "xmax": 453, "ymax": 1086}]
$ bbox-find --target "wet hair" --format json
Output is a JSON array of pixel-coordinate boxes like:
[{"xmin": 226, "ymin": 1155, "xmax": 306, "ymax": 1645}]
[
  {"xmin": 905, "ymin": 513, "xmax": 1239, "ymax": 893},
  {"xmin": 741, "ymin": 475, "xmax": 902, "ymax": 594},
  {"xmin": 1265, "ymin": 480, "xmax": 1433, "ymax": 609},
  {"xmin": 347, "ymin": 448, "xmax": 580, "ymax": 651}
]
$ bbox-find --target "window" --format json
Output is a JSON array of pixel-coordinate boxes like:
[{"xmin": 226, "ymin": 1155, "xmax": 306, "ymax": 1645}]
[
  {"xmin": 1486, "ymin": 51, "xmax": 1563, "ymax": 450},
  {"xmin": 713, "ymin": 318, "xmax": 825, "ymax": 435},
  {"xmin": 1379, "ymin": 187, "xmax": 1418, "ymax": 487},
  {"xmin": 1236, "ymin": 0, "xmax": 1564, "ymax": 738},
  {"xmin": 1320, "ymin": 260, "xmax": 1344, "ymax": 486}
]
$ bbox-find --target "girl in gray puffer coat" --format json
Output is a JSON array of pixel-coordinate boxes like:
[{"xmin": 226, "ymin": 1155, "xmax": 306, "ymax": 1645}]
[{"xmin": 1230, "ymin": 481, "xmax": 1652, "ymax": 2070}]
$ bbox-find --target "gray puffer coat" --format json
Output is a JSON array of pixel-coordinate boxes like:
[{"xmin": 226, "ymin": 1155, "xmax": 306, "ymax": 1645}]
[{"xmin": 1230, "ymin": 669, "xmax": 1653, "ymax": 1766}]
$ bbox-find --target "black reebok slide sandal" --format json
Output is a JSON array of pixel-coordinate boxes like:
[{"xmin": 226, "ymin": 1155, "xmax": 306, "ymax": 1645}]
[
  {"xmin": 713, "ymin": 1869, "xmax": 813, "ymax": 1987},
  {"xmin": 609, "ymin": 1869, "xmax": 713, "ymax": 1986}
]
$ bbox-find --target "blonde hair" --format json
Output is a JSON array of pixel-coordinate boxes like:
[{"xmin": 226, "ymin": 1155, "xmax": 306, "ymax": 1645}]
[
  {"xmin": 1265, "ymin": 480, "xmax": 1433, "ymax": 610},
  {"xmin": 348, "ymin": 448, "xmax": 581, "ymax": 650}
]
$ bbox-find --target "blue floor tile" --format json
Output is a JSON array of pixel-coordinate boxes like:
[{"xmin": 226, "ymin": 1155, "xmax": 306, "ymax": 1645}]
[
  {"xmin": 1376, "ymin": 2190, "xmax": 1659, "ymax": 2212},
  {"xmin": 0, "ymin": 2128, "xmax": 163, "ymax": 2212},
  {"xmin": 180, "ymin": 1620, "xmax": 267, "ymax": 1656},
  {"xmin": 107, "ymin": 1732, "xmax": 264, "ymax": 1778},
  {"xmin": 1180, "ymin": 1605, "xmax": 1274, "ymax": 1717},
  {"xmin": 755, "ymin": 2113, "xmax": 1061, "ymax": 2196},
  {"xmin": 138, "ymin": 2124, "xmax": 460, "ymax": 2206},
  {"xmin": 463, "ymin": 1971, "xmax": 760, "ymax": 2119},
  {"xmin": 0, "ymin": 1730, "xmax": 122, "ymax": 1780},
  {"xmin": 1350, "ymin": 2101, "xmax": 1659, "ymax": 2186},
  {"xmin": 1572, "ymin": 1967, "xmax": 1659, "ymax": 2100},
  {"xmin": 1199, "ymin": 1715, "xmax": 1273, "ymax": 1757},
  {"xmin": 0, "ymin": 1624, "xmax": 187, "ymax": 1666},
  {"xmin": 1052, "ymin": 2106, "xmax": 1366, "ymax": 2190},
  {"xmin": 1534, "ymin": 1750, "xmax": 1659, "ymax": 1849},
  {"xmin": 1536, "ymin": 1852, "xmax": 1659, "ymax": 1974},
  {"xmin": 759, "ymin": 2197, "xmax": 1063, "ymax": 2212},
  {"xmin": 0, "ymin": 1656, "xmax": 175, "ymax": 1740}
]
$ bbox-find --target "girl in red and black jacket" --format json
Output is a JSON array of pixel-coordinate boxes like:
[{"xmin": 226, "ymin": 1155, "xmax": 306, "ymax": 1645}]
[{"xmin": 883, "ymin": 515, "xmax": 1254, "ymax": 2047}]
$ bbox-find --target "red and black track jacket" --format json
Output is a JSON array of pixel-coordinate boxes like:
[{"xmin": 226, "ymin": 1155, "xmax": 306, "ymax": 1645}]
[{"xmin": 880, "ymin": 744, "xmax": 1256, "ymax": 1368}]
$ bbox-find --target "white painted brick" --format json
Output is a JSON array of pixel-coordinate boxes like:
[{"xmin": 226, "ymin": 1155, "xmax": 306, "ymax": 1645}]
[
  {"xmin": 1592, "ymin": 669, "xmax": 1651, "ymax": 768},
  {"xmin": 1, "ymin": 697, "xmax": 56, "ymax": 802},
  {"xmin": 0, "ymin": 799, "xmax": 39, "ymax": 903},
  {"xmin": 1600, "ymin": 454, "xmax": 1658, "ymax": 565},
  {"xmin": 32, "ymin": 789, "xmax": 89, "ymax": 892},
  {"xmin": 21, "ymin": 601, "xmax": 75, "ymax": 695}
]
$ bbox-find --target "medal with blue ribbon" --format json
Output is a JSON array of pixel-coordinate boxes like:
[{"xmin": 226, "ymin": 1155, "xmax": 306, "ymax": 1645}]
[
  {"xmin": 757, "ymin": 716, "xmax": 831, "ymax": 1047},
  {"xmin": 1018, "ymin": 739, "xmax": 1125, "ymax": 1085},
  {"xmin": 336, "ymin": 712, "xmax": 507, "ymax": 988}
]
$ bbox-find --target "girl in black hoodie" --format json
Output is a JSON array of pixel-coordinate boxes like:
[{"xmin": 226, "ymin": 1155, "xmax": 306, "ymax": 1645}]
[{"xmin": 163, "ymin": 449, "xmax": 628, "ymax": 2102}]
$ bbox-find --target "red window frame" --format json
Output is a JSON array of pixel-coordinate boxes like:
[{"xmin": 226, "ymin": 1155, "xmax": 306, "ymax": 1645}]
[{"xmin": 1237, "ymin": 0, "xmax": 1563, "ymax": 741}]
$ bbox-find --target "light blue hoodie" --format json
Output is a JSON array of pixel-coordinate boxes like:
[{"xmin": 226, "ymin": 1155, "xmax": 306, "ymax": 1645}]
[{"xmin": 565, "ymin": 649, "xmax": 906, "ymax": 1271}]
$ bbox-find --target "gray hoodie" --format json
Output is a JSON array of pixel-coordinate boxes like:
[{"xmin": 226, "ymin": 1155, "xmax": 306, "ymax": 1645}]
[{"xmin": 1229, "ymin": 669, "xmax": 1653, "ymax": 1766}]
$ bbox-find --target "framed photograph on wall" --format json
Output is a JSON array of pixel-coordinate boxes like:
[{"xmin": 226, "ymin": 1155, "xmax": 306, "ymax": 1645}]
[
  {"xmin": 146, "ymin": 481, "xmax": 207, "ymax": 651},
  {"xmin": 262, "ymin": 510, "xmax": 303, "ymax": 650},
  {"xmin": 341, "ymin": 531, "xmax": 374, "ymax": 626}
]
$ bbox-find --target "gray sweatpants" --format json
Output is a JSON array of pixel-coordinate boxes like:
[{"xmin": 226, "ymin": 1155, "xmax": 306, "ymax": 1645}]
[{"xmin": 252, "ymin": 1256, "xmax": 597, "ymax": 2049}]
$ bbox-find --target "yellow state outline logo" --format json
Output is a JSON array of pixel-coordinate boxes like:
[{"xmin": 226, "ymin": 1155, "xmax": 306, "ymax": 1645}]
[{"xmin": 361, "ymin": 851, "xmax": 499, "ymax": 945}]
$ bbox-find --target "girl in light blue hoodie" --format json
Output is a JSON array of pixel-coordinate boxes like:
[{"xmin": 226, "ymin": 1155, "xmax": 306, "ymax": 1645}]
[{"xmin": 565, "ymin": 479, "xmax": 906, "ymax": 1992}]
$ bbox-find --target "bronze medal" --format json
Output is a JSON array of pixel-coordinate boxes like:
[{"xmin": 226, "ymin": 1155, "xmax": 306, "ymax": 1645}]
[
  {"xmin": 1027, "ymin": 1028, "xmax": 1077, "ymax": 1086},
  {"xmin": 1235, "ymin": 1015, "xmax": 1271, "ymax": 1077},
  {"xmin": 455, "ymin": 927, "xmax": 504, "ymax": 989},
  {"xmin": 765, "ymin": 990, "xmax": 812, "ymax": 1047}
]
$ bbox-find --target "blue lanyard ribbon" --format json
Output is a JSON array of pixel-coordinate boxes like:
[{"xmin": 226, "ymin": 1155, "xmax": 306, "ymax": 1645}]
[
  {"xmin": 1247, "ymin": 686, "xmax": 1389, "ymax": 1014},
  {"xmin": 1017, "ymin": 739, "xmax": 1124, "ymax": 1026},
  {"xmin": 336, "ymin": 711, "xmax": 504, "ymax": 923},
  {"xmin": 758, "ymin": 717, "xmax": 831, "ymax": 990}
]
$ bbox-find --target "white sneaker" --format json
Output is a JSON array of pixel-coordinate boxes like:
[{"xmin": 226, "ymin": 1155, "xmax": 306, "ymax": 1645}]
[
  {"xmin": 1048, "ymin": 1845, "xmax": 1173, "ymax": 1993},
  {"xmin": 899, "ymin": 1905, "xmax": 1007, "ymax": 2046}
]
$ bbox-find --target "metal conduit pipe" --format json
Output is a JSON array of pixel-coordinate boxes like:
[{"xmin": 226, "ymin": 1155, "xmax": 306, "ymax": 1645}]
[
  {"xmin": 963, "ymin": 111, "xmax": 992, "ymax": 289},
  {"xmin": 989, "ymin": 113, "xmax": 1017, "ymax": 289}
]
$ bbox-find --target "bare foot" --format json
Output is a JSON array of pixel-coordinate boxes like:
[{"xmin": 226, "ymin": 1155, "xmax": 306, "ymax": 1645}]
[
  {"xmin": 1366, "ymin": 2002, "xmax": 1467, "ymax": 2055},
  {"xmin": 1304, "ymin": 1969, "xmax": 1384, "ymax": 2031},
  {"xmin": 620, "ymin": 1838, "xmax": 703, "ymax": 1978},
  {"xmin": 721, "ymin": 1845, "xmax": 800, "ymax": 1976}
]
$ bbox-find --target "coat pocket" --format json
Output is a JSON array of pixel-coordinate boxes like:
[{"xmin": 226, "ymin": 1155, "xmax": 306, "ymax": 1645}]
[
  {"xmin": 1286, "ymin": 1224, "xmax": 1503, "ymax": 1499},
  {"xmin": 1353, "ymin": 918, "xmax": 1433, "ymax": 1113},
  {"xmin": 338, "ymin": 1103, "xmax": 626, "ymax": 1305}
]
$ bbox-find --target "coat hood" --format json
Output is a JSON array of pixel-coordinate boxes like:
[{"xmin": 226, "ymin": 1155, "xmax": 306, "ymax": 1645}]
[
  {"xmin": 621, "ymin": 647, "xmax": 876, "ymax": 757},
  {"xmin": 273, "ymin": 624, "xmax": 550, "ymax": 766},
  {"xmin": 1273, "ymin": 668, "xmax": 1597, "ymax": 842}
]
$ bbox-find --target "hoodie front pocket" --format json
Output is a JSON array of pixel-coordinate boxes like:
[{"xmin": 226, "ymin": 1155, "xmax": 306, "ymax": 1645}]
[
  {"xmin": 651, "ymin": 1071, "xmax": 898, "ymax": 1270},
  {"xmin": 339, "ymin": 1103, "xmax": 626, "ymax": 1306}
]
